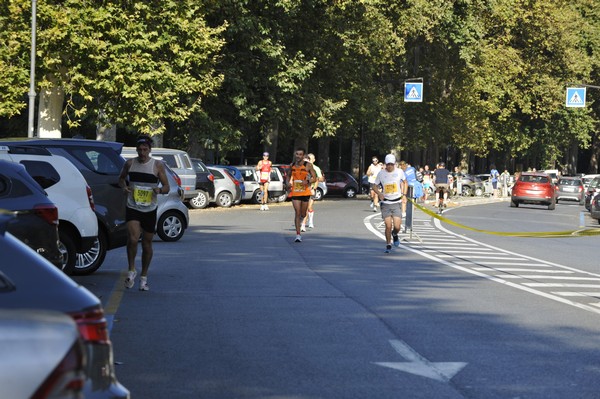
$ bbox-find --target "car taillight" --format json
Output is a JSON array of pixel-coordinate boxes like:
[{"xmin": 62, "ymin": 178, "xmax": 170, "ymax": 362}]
[
  {"xmin": 31, "ymin": 340, "xmax": 86, "ymax": 399},
  {"xmin": 208, "ymin": 174, "xmax": 214, "ymax": 182},
  {"xmin": 86, "ymin": 184, "xmax": 96, "ymax": 211},
  {"xmin": 174, "ymin": 174, "xmax": 182, "ymax": 187},
  {"xmin": 70, "ymin": 308, "xmax": 110, "ymax": 344},
  {"xmin": 34, "ymin": 204, "xmax": 59, "ymax": 225}
]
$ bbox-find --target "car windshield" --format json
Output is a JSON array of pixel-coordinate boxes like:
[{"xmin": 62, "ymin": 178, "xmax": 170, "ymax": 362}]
[
  {"xmin": 590, "ymin": 178, "xmax": 600, "ymax": 189},
  {"xmin": 559, "ymin": 179, "xmax": 580, "ymax": 186},
  {"xmin": 520, "ymin": 175, "xmax": 548, "ymax": 183}
]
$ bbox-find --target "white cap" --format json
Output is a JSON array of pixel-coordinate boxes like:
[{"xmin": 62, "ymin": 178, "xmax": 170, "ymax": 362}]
[{"xmin": 384, "ymin": 154, "xmax": 396, "ymax": 164}]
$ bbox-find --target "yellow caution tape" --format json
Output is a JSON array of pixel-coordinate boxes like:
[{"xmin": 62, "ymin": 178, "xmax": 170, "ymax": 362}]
[{"xmin": 407, "ymin": 197, "xmax": 600, "ymax": 238}]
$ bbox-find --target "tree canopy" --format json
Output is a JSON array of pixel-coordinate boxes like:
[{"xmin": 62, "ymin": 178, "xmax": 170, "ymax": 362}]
[{"xmin": 0, "ymin": 0, "xmax": 598, "ymax": 171}]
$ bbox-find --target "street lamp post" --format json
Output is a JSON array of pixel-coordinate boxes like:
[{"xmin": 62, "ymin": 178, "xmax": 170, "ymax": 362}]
[{"xmin": 27, "ymin": 0, "xmax": 37, "ymax": 137}]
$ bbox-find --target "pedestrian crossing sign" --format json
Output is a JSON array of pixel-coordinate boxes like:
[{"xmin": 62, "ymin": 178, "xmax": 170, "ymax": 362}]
[
  {"xmin": 566, "ymin": 87, "xmax": 586, "ymax": 108},
  {"xmin": 404, "ymin": 82, "xmax": 423, "ymax": 103}
]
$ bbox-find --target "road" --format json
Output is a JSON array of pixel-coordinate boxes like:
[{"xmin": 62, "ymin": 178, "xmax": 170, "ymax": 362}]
[{"xmin": 75, "ymin": 197, "xmax": 600, "ymax": 399}]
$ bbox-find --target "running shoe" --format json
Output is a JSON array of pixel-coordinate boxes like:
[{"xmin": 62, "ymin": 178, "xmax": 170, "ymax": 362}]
[
  {"xmin": 264, "ymin": 205, "xmax": 269, "ymax": 210},
  {"xmin": 260, "ymin": 205, "xmax": 264, "ymax": 211},
  {"xmin": 295, "ymin": 235, "xmax": 302, "ymax": 243},
  {"xmin": 308, "ymin": 223, "xmax": 314, "ymax": 229},
  {"xmin": 300, "ymin": 224, "xmax": 306, "ymax": 232},
  {"xmin": 125, "ymin": 270, "xmax": 137, "ymax": 289},
  {"xmin": 384, "ymin": 244, "xmax": 392, "ymax": 253},
  {"xmin": 139, "ymin": 276, "xmax": 149, "ymax": 291},
  {"xmin": 393, "ymin": 234, "xmax": 400, "ymax": 247}
]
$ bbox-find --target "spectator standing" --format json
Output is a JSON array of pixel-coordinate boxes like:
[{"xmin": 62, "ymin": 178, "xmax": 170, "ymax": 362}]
[
  {"xmin": 301, "ymin": 153, "xmax": 322, "ymax": 230},
  {"xmin": 490, "ymin": 164, "xmax": 500, "ymax": 197},
  {"xmin": 366, "ymin": 156, "xmax": 383, "ymax": 212},
  {"xmin": 119, "ymin": 135, "xmax": 170, "ymax": 291},
  {"xmin": 288, "ymin": 148, "xmax": 317, "ymax": 242},
  {"xmin": 372, "ymin": 154, "xmax": 407, "ymax": 253},
  {"xmin": 500, "ymin": 169, "xmax": 511, "ymax": 197},
  {"xmin": 256, "ymin": 152, "xmax": 272, "ymax": 210}
]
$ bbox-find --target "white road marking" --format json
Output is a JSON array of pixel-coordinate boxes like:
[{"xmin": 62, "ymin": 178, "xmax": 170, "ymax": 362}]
[
  {"xmin": 473, "ymin": 268, "xmax": 573, "ymax": 273},
  {"xmin": 373, "ymin": 340, "xmax": 467, "ymax": 382},
  {"xmin": 363, "ymin": 213, "xmax": 600, "ymax": 315}
]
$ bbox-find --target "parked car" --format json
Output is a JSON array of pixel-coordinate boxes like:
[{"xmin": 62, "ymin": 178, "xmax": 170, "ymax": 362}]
[
  {"xmin": 0, "ymin": 214, "xmax": 129, "ymax": 398},
  {"xmin": 0, "ymin": 309, "xmax": 85, "ymax": 399},
  {"xmin": 119, "ymin": 153, "xmax": 189, "ymax": 242},
  {"xmin": 584, "ymin": 176, "xmax": 600, "ymax": 211},
  {"xmin": 510, "ymin": 172, "xmax": 556, "ymax": 210},
  {"xmin": 220, "ymin": 165, "xmax": 245, "ymax": 204},
  {"xmin": 0, "ymin": 145, "xmax": 98, "ymax": 274},
  {"xmin": 0, "ymin": 160, "xmax": 63, "ymax": 269},
  {"xmin": 323, "ymin": 171, "xmax": 359, "ymax": 198},
  {"xmin": 235, "ymin": 165, "xmax": 288, "ymax": 203},
  {"xmin": 0, "ymin": 138, "xmax": 129, "ymax": 275},
  {"xmin": 582, "ymin": 174, "xmax": 600, "ymax": 191},
  {"xmin": 123, "ymin": 147, "xmax": 197, "ymax": 200},
  {"xmin": 590, "ymin": 193, "xmax": 600, "ymax": 223},
  {"xmin": 555, "ymin": 176, "xmax": 584, "ymax": 205},
  {"xmin": 458, "ymin": 174, "xmax": 485, "ymax": 196},
  {"xmin": 189, "ymin": 158, "xmax": 215, "ymax": 209},
  {"xmin": 207, "ymin": 166, "xmax": 242, "ymax": 207}
]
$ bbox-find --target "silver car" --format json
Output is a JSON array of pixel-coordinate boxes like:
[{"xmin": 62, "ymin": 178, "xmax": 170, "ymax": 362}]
[
  {"xmin": 207, "ymin": 166, "xmax": 242, "ymax": 207},
  {"xmin": 234, "ymin": 165, "xmax": 288, "ymax": 203}
]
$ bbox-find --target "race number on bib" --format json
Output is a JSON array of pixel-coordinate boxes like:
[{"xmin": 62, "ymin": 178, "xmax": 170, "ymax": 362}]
[
  {"xmin": 132, "ymin": 186, "xmax": 153, "ymax": 206},
  {"xmin": 293, "ymin": 180, "xmax": 305, "ymax": 192},
  {"xmin": 384, "ymin": 182, "xmax": 398, "ymax": 195},
  {"xmin": 260, "ymin": 171, "xmax": 269, "ymax": 182}
]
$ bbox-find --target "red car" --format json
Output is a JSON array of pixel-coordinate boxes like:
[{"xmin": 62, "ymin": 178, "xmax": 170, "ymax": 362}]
[{"xmin": 510, "ymin": 172, "xmax": 556, "ymax": 210}]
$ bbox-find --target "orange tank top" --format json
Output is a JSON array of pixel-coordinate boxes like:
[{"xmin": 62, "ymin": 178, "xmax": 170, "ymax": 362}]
[{"xmin": 290, "ymin": 162, "xmax": 311, "ymax": 197}]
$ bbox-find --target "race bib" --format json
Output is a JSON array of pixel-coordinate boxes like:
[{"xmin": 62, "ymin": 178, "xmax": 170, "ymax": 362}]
[
  {"xmin": 293, "ymin": 180, "xmax": 305, "ymax": 192},
  {"xmin": 384, "ymin": 182, "xmax": 398, "ymax": 195},
  {"xmin": 132, "ymin": 186, "xmax": 153, "ymax": 206},
  {"xmin": 260, "ymin": 171, "xmax": 269, "ymax": 182}
]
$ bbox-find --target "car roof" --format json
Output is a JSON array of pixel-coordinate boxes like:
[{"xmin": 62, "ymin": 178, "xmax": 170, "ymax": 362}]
[{"xmin": 0, "ymin": 138, "xmax": 123, "ymax": 152}]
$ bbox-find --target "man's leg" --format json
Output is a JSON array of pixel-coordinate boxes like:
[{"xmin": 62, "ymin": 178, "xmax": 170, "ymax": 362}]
[
  {"xmin": 140, "ymin": 230, "xmax": 154, "ymax": 277},
  {"xmin": 263, "ymin": 183, "xmax": 269, "ymax": 209},
  {"xmin": 125, "ymin": 220, "xmax": 141, "ymax": 288}
]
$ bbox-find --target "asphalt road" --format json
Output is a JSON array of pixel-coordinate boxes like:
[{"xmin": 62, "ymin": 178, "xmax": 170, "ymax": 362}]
[{"xmin": 75, "ymin": 197, "xmax": 600, "ymax": 399}]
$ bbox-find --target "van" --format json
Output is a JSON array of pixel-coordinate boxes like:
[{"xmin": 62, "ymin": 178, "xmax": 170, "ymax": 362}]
[{"xmin": 122, "ymin": 147, "xmax": 197, "ymax": 200}]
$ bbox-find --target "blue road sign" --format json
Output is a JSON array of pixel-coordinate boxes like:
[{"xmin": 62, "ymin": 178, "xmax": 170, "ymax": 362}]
[
  {"xmin": 404, "ymin": 82, "xmax": 423, "ymax": 103},
  {"xmin": 566, "ymin": 87, "xmax": 586, "ymax": 108}
]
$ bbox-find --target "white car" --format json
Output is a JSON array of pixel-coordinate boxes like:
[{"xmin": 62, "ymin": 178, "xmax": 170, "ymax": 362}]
[
  {"xmin": 234, "ymin": 165, "xmax": 288, "ymax": 203},
  {"xmin": 0, "ymin": 145, "xmax": 98, "ymax": 274}
]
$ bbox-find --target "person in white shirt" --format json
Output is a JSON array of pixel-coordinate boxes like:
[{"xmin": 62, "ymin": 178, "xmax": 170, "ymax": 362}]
[
  {"xmin": 372, "ymin": 154, "xmax": 407, "ymax": 253},
  {"xmin": 366, "ymin": 156, "xmax": 383, "ymax": 212}
]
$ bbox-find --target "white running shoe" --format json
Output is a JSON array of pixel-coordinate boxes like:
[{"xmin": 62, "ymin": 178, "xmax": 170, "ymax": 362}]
[
  {"xmin": 125, "ymin": 270, "xmax": 136, "ymax": 289},
  {"xmin": 259, "ymin": 204, "xmax": 264, "ymax": 211},
  {"xmin": 300, "ymin": 224, "xmax": 306, "ymax": 232},
  {"xmin": 139, "ymin": 276, "xmax": 149, "ymax": 291},
  {"xmin": 295, "ymin": 235, "xmax": 302, "ymax": 242},
  {"xmin": 264, "ymin": 205, "xmax": 269, "ymax": 210},
  {"xmin": 308, "ymin": 223, "xmax": 314, "ymax": 229}
]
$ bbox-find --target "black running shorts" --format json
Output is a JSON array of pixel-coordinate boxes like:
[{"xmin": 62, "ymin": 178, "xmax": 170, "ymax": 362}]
[{"xmin": 126, "ymin": 207, "xmax": 157, "ymax": 233}]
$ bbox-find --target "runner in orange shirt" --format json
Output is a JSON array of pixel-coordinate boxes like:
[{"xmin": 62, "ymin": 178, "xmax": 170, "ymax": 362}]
[{"xmin": 288, "ymin": 148, "xmax": 317, "ymax": 242}]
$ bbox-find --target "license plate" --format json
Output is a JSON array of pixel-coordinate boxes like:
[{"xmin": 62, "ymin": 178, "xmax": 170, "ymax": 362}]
[{"xmin": 563, "ymin": 187, "xmax": 575, "ymax": 192}]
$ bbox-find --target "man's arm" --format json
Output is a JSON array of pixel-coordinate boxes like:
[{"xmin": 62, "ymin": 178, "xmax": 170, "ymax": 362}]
[
  {"xmin": 256, "ymin": 160, "xmax": 262, "ymax": 171},
  {"xmin": 118, "ymin": 160, "xmax": 132, "ymax": 192},
  {"xmin": 154, "ymin": 162, "xmax": 170, "ymax": 194}
]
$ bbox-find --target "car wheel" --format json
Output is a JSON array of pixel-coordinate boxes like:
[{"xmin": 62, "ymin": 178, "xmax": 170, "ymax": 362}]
[
  {"xmin": 548, "ymin": 199, "xmax": 556, "ymax": 210},
  {"xmin": 157, "ymin": 211, "xmax": 185, "ymax": 242},
  {"xmin": 72, "ymin": 231, "xmax": 107, "ymax": 276},
  {"xmin": 344, "ymin": 187, "xmax": 357, "ymax": 198},
  {"xmin": 510, "ymin": 199, "xmax": 518, "ymax": 207},
  {"xmin": 189, "ymin": 191, "xmax": 209, "ymax": 209},
  {"xmin": 252, "ymin": 189, "xmax": 262, "ymax": 204},
  {"xmin": 57, "ymin": 231, "xmax": 77, "ymax": 275},
  {"xmin": 475, "ymin": 187, "xmax": 484, "ymax": 196},
  {"xmin": 276, "ymin": 192, "xmax": 288, "ymax": 202},
  {"xmin": 314, "ymin": 188, "xmax": 324, "ymax": 201},
  {"xmin": 462, "ymin": 186, "xmax": 473, "ymax": 196},
  {"xmin": 217, "ymin": 191, "xmax": 233, "ymax": 207}
]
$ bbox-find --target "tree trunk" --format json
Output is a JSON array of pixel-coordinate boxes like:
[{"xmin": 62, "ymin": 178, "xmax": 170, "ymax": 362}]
[
  {"xmin": 351, "ymin": 138, "xmax": 360, "ymax": 178},
  {"xmin": 588, "ymin": 132, "xmax": 599, "ymax": 174},
  {"xmin": 37, "ymin": 84, "xmax": 64, "ymax": 138},
  {"xmin": 265, "ymin": 120, "xmax": 279, "ymax": 163},
  {"xmin": 318, "ymin": 137, "xmax": 329, "ymax": 172}
]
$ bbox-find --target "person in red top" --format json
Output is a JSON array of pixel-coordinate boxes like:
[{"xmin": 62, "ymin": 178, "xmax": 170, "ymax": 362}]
[
  {"xmin": 256, "ymin": 151, "xmax": 272, "ymax": 210},
  {"xmin": 288, "ymin": 148, "xmax": 317, "ymax": 242}
]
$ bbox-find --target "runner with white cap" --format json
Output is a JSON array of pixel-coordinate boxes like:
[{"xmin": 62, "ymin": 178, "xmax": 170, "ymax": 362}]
[{"xmin": 372, "ymin": 154, "xmax": 407, "ymax": 253}]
